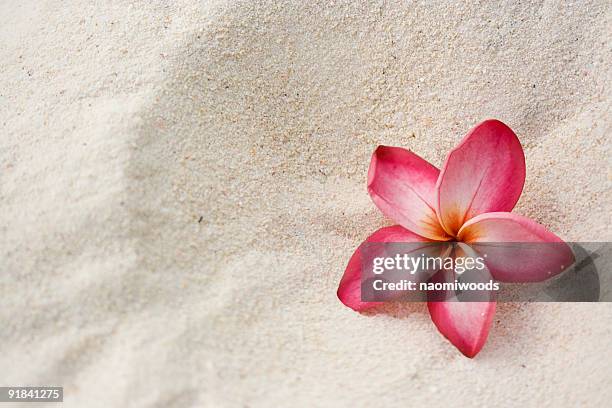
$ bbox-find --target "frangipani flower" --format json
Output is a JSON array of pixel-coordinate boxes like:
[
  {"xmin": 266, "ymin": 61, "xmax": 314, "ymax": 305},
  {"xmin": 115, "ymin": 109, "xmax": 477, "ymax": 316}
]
[{"xmin": 337, "ymin": 119, "xmax": 574, "ymax": 357}]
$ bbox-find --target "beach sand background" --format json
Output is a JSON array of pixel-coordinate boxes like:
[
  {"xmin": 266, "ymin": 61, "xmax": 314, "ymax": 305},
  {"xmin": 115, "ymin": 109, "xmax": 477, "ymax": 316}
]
[{"xmin": 1, "ymin": 1, "xmax": 611, "ymax": 407}]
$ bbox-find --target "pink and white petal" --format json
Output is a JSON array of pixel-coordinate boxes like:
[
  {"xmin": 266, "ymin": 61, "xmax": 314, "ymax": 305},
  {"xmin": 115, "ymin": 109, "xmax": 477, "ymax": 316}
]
[
  {"xmin": 368, "ymin": 146, "xmax": 450, "ymax": 241},
  {"xmin": 428, "ymin": 301, "xmax": 496, "ymax": 358},
  {"xmin": 436, "ymin": 120, "xmax": 525, "ymax": 236},
  {"xmin": 338, "ymin": 225, "xmax": 428, "ymax": 311},
  {"xmin": 458, "ymin": 212, "xmax": 575, "ymax": 282}
]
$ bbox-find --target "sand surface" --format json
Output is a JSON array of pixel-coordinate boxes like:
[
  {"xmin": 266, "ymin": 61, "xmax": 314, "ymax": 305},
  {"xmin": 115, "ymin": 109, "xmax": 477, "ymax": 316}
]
[{"xmin": 1, "ymin": 1, "xmax": 611, "ymax": 407}]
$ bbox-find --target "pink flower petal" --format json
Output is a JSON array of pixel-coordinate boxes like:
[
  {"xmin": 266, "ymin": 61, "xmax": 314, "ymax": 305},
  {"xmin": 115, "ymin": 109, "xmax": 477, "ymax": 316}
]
[
  {"xmin": 337, "ymin": 225, "xmax": 428, "ymax": 311},
  {"xmin": 457, "ymin": 212, "xmax": 575, "ymax": 282},
  {"xmin": 436, "ymin": 120, "xmax": 525, "ymax": 236},
  {"xmin": 428, "ymin": 301, "xmax": 496, "ymax": 358},
  {"xmin": 368, "ymin": 146, "xmax": 449, "ymax": 241}
]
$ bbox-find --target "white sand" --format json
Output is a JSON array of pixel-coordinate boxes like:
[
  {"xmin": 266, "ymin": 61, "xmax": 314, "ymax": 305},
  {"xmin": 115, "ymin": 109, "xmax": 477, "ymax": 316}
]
[{"xmin": 1, "ymin": 1, "xmax": 611, "ymax": 407}]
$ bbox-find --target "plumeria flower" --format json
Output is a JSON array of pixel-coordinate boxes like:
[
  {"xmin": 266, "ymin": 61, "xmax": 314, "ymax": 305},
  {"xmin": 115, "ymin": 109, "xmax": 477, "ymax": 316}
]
[{"xmin": 337, "ymin": 119, "xmax": 574, "ymax": 357}]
